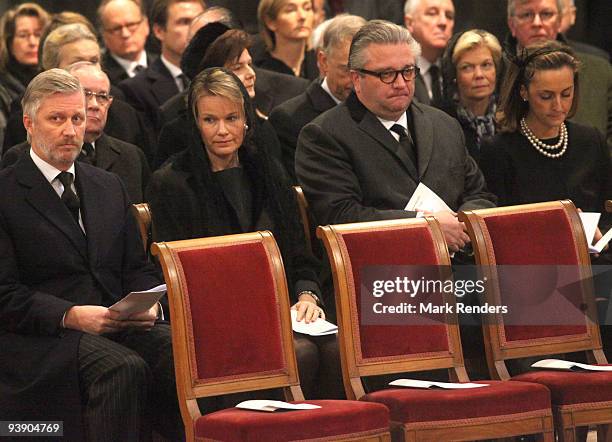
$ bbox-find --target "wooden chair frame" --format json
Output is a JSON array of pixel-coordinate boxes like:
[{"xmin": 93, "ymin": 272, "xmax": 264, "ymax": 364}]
[
  {"xmin": 318, "ymin": 217, "xmax": 554, "ymax": 442},
  {"xmin": 459, "ymin": 200, "xmax": 611, "ymax": 442},
  {"xmin": 293, "ymin": 185, "xmax": 313, "ymax": 253},
  {"xmin": 131, "ymin": 203, "xmax": 152, "ymax": 254},
  {"xmin": 153, "ymin": 232, "xmax": 390, "ymax": 442}
]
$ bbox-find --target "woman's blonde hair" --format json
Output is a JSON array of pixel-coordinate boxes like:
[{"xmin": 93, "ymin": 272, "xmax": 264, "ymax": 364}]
[
  {"xmin": 190, "ymin": 67, "xmax": 245, "ymax": 121},
  {"xmin": 452, "ymin": 29, "xmax": 501, "ymax": 69}
]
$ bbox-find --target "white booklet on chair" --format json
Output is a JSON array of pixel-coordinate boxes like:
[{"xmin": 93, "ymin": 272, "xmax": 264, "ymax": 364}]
[
  {"xmin": 404, "ymin": 183, "xmax": 452, "ymax": 213},
  {"xmin": 109, "ymin": 284, "xmax": 167, "ymax": 319},
  {"xmin": 389, "ymin": 379, "xmax": 489, "ymax": 389},
  {"xmin": 290, "ymin": 309, "xmax": 338, "ymax": 336},
  {"xmin": 235, "ymin": 400, "xmax": 321, "ymax": 412},
  {"xmin": 531, "ymin": 359, "xmax": 612, "ymax": 372}
]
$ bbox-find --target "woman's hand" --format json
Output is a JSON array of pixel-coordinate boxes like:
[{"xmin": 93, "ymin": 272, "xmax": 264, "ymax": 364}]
[{"xmin": 292, "ymin": 294, "xmax": 325, "ymax": 324}]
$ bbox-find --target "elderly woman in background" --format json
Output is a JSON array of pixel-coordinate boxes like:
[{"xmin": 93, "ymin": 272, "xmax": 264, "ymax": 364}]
[
  {"xmin": 148, "ymin": 67, "xmax": 343, "ymax": 400},
  {"xmin": 441, "ymin": 29, "xmax": 501, "ymax": 163},
  {"xmin": 0, "ymin": 3, "xmax": 49, "ymax": 149},
  {"xmin": 255, "ymin": 0, "xmax": 318, "ymax": 80}
]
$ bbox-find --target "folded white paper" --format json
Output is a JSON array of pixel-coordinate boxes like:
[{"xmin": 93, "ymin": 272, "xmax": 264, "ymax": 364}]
[
  {"xmin": 592, "ymin": 227, "xmax": 612, "ymax": 254},
  {"xmin": 389, "ymin": 379, "xmax": 489, "ymax": 389},
  {"xmin": 291, "ymin": 309, "xmax": 338, "ymax": 336},
  {"xmin": 236, "ymin": 400, "xmax": 321, "ymax": 412},
  {"xmin": 531, "ymin": 359, "xmax": 612, "ymax": 372},
  {"xmin": 405, "ymin": 183, "xmax": 452, "ymax": 213},
  {"xmin": 109, "ymin": 284, "xmax": 167, "ymax": 319}
]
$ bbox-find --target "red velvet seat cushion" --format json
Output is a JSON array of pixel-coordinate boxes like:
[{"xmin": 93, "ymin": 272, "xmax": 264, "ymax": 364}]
[
  {"xmin": 512, "ymin": 369, "xmax": 612, "ymax": 405},
  {"xmin": 362, "ymin": 380, "xmax": 550, "ymax": 423},
  {"xmin": 195, "ymin": 400, "xmax": 389, "ymax": 441}
]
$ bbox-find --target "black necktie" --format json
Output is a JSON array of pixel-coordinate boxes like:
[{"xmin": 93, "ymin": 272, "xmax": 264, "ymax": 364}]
[
  {"xmin": 390, "ymin": 124, "xmax": 418, "ymax": 174},
  {"xmin": 133, "ymin": 64, "xmax": 145, "ymax": 75},
  {"xmin": 79, "ymin": 142, "xmax": 96, "ymax": 165},
  {"xmin": 57, "ymin": 171, "xmax": 80, "ymax": 223},
  {"xmin": 429, "ymin": 64, "xmax": 443, "ymax": 105},
  {"xmin": 178, "ymin": 73, "xmax": 189, "ymax": 92}
]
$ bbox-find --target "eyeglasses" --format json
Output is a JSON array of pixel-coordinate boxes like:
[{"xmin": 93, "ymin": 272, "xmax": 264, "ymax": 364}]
[
  {"xmin": 84, "ymin": 90, "xmax": 113, "ymax": 106},
  {"xmin": 356, "ymin": 66, "xmax": 420, "ymax": 84},
  {"xmin": 104, "ymin": 18, "xmax": 144, "ymax": 36},
  {"xmin": 514, "ymin": 10, "xmax": 557, "ymax": 23}
]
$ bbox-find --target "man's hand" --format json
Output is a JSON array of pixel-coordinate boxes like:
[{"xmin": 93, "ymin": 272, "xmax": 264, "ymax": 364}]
[
  {"xmin": 64, "ymin": 304, "xmax": 159, "ymax": 335},
  {"xmin": 292, "ymin": 296, "xmax": 325, "ymax": 324},
  {"xmin": 426, "ymin": 210, "xmax": 470, "ymax": 252},
  {"xmin": 63, "ymin": 305, "xmax": 125, "ymax": 335}
]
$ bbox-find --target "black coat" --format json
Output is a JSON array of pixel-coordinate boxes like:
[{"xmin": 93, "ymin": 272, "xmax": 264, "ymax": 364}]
[
  {"xmin": 295, "ymin": 91, "xmax": 496, "ymax": 226},
  {"xmin": 147, "ymin": 127, "xmax": 321, "ymax": 303},
  {"xmin": 101, "ymin": 50, "xmax": 157, "ymax": 86},
  {"xmin": 2, "ymin": 133, "xmax": 151, "ymax": 203},
  {"xmin": 0, "ymin": 155, "xmax": 160, "ymax": 439},
  {"xmin": 268, "ymin": 78, "xmax": 337, "ymax": 183},
  {"xmin": 254, "ymin": 49, "xmax": 319, "ymax": 81}
]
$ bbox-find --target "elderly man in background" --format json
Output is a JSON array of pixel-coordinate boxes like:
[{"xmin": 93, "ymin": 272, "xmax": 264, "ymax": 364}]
[
  {"xmin": 269, "ymin": 13, "xmax": 366, "ymax": 182},
  {"xmin": 98, "ymin": 0, "xmax": 155, "ymax": 85},
  {"xmin": 404, "ymin": 0, "xmax": 455, "ymax": 106}
]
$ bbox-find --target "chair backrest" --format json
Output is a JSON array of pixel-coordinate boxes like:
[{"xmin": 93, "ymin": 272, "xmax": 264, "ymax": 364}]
[
  {"xmin": 293, "ymin": 186, "xmax": 313, "ymax": 253},
  {"xmin": 317, "ymin": 217, "xmax": 467, "ymax": 400},
  {"xmin": 131, "ymin": 203, "xmax": 152, "ymax": 254},
  {"xmin": 152, "ymin": 231, "xmax": 303, "ymax": 422},
  {"xmin": 459, "ymin": 200, "xmax": 605, "ymax": 378}
]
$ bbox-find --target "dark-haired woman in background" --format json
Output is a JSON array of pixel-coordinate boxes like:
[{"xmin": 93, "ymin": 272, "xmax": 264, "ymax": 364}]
[
  {"xmin": 480, "ymin": 41, "xmax": 612, "ymax": 340},
  {"xmin": 441, "ymin": 29, "xmax": 501, "ymax": 164},
  {"xmin": 0, "ymin": 3, "xmax": 49, "ymax": 150},
  {"xmin": 255, "ymin": 0, "xmax": 318, "ymax": 80},
  {"xmin": 148, "ymin": 67, "xmax": 343, "ymax": 400}
]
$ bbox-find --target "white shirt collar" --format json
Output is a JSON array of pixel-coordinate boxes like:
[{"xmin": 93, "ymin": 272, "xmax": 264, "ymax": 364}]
[
  {"xmin": 30, "ymin": 147, "xmax": 76, "ymax": 184},
  {"xmin": 320, "ymin": 77, "xmax": 342, "ymax": 105},
  {"xmin": 377, "ymin": 112, "xmax": 408, "ymax": 133},
  {"xmin": 160, "ymin": 54, "xmax": 183, "ymax": 79},
  {"xmin": 110, "ymin": 50, "xmax": 148, "ymax": 78}
]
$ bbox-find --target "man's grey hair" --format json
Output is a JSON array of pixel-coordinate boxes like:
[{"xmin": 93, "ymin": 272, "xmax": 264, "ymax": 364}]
[
  {"xmin": 65, "ymin": 61, "xmax": 110, "ymax": 87},
  {"xmin": 507, "ymin": 0, "xmax": 563, "ymax": 18},
  {"xmin": 22, "ymin": 69, "xmax": 83, "ymax": 140},
  {"xmin": 404, "ymin": 0, "xmax": 423, "ymax": 16},
  {"xmin": 348, "ymin": 20, "xmax": 421, "ymax": 70},
  {"xmin": 322, "ymin": 14, "xmax": 367, "ymax": 54},
  {"xmin": 42, "ymin": 23, "xmax": 98, "ymax": 70}
]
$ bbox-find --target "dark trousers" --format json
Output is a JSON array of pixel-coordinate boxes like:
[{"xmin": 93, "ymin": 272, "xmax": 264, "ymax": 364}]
[{"xmin": 78, "ymin": 323, "xmax": 183, "ymax": 442}]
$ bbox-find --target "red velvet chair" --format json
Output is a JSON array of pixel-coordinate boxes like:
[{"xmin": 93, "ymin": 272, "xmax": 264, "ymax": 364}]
[
  {"xmin": 459, "ymin": 200, "xmax": 612, "ymax": 442},
  {"xmin": 317, "ymin": 218, "xmax": 554, "ymax": 441},
  {"xmin": 152, "ymin": 231, "xmax": 391, "ymax": 442}
]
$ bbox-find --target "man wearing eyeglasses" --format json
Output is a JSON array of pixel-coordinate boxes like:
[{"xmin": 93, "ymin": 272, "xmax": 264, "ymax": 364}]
[
  {"xmin": 296, "ymin": 20, "xmax": 495, "ymax": 253},
  {"xmin": 505, "ymin": 0, "xmax": 611, "ymax": 145},
  {"xmin": 1, "ymin": 63, "xmax": 150, "ymax": 204},
  {"xmin": 98, "ymin": 0, "xmax": 155, "ymax": 86}
]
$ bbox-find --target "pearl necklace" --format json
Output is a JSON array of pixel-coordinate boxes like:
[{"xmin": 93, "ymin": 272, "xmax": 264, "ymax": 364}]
[{"xmin": 520, "ymin": 117, "xmax": 568, "ymax": 158}]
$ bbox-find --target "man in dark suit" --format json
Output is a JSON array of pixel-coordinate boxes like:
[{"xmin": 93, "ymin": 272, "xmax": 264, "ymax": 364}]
[
  {"xmin": 119, "ymin": 0, "xmax": 205, "ymax": 134},
  {"xmin": 98, "ymin": 0, "xmax": 156, "ymax": 86},
  {"xmin": 269, "ymin": 14, "xmax": 366, "ymax": 182},
  {"xmin": 404, "ymin": 0, "xmax": 455, "ymax": 107},
  {"xmin": 0, "ymin": 69, "xmax": 182, "ymax": 440},
  {"xmin": 2, "ymin": 63, "xmax": 151, "ymax": 203},
  {"xmin": 296, "ymin": 20, "xmax": 495, "ymax": 252}
]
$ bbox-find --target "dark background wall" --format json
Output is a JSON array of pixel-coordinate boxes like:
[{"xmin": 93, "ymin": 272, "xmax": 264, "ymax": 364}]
[{"xmin": 1, "ymin": 0, "xmax": 609, "ymax": 58}]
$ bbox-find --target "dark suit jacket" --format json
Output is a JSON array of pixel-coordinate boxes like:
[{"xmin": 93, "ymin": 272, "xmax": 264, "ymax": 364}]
[
  {"xmin": 268, "ymin": 78, "xmax": 337, "ymax": 182},
  {"xmin": 414, "ymin": 72, "xmax": 431, "ymax": 105},
  {"xmin": 1, "ymin": 134, "xmax": 151, "ymax": 203},
  {"xmin": 295, "ymin": 91, "xmax": 496, "ymax": 226},
  {"xmin": 119, "ymin": 57, "xmax": 180, "ymax": 133},
  {"xmin": 102, "ymin": 50, "xmax": 157, "ymax": 86},
  {"xmin": 0, "ymin": 155, "xmax": 159, "ymax": 438}
]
